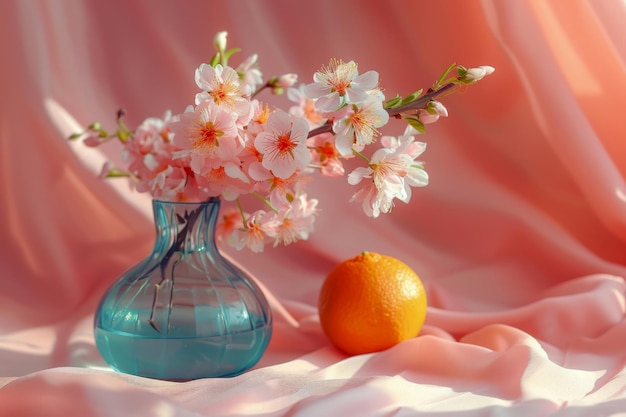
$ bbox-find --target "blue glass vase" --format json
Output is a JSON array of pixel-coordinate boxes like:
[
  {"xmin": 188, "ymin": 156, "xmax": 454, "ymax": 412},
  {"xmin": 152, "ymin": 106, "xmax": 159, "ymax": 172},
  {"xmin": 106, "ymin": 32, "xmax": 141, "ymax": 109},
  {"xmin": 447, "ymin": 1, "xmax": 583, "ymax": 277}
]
[{"xmin": 93, "ymin": 198, "xmax": 272, "ymax": 380}]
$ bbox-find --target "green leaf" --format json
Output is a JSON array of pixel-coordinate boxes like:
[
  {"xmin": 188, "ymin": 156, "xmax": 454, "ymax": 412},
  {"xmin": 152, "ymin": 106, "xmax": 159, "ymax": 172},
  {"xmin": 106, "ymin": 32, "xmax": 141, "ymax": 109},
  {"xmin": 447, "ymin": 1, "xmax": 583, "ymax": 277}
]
[
  {"xmin": 68, "ymin": 133, "xmax": 82, "ymax": 140},
  {"xmin": 405, "ymin": 117, "xmax": 426, "ymax": 134},
  {"xmin": 105, "ymin": 171, "xmax": 130, "ymax": 178},
  {"xmin": 400, "ymin": 89, "xmax": 423, "ymax": 105},
  {"xmin": 385, "ymin": 94, "xmax": 402, "ymax": 109},
  {"xmin": 435, "ymin": 62, "xmax": 458, "ymax": 88}
]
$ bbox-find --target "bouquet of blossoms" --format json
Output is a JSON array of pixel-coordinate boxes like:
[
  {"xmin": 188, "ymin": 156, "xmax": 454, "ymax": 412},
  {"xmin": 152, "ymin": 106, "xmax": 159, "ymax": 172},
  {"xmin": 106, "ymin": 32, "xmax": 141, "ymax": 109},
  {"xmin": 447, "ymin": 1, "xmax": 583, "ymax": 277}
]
[{"xmin": 72, "ymin": 31, "xmax": 493, "ymax": 252}]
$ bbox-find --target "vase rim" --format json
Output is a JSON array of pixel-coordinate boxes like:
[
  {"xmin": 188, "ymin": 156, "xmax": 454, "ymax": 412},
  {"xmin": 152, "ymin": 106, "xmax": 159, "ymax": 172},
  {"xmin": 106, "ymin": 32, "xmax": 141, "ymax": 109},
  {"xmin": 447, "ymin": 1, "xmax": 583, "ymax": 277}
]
[{"xmin": 152, "ymin": 197, "xmax": 221, "ymax": 205}]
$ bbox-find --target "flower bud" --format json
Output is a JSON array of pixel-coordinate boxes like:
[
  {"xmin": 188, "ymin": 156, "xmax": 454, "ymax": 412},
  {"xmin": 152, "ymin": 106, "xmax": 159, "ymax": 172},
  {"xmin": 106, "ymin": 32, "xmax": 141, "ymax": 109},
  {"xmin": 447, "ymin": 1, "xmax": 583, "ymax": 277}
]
[
  {"xmin": 463, "ymin": 66, "xmax": 495, "ymax": 83},
  {"xmin": 275, "ymin": 73, "xmax": 298, "ymax": 88},
  {"xmin": 417, "ymin": 100, "xmax": 447, "ymax": 124},
  {"xmin": 426, "ymin": 100, "xmax": 448, "ymax": 117},
  {"xmin": 214, "ymin": 31, "xmax": 228, "ymax": 51},
  {"xmin": 83, "ymin": 130, "xmax": 106, "ymax": 147},
  {"xmin": 98, "ymin": 161, "xmax": 117, "ymax": 179}
]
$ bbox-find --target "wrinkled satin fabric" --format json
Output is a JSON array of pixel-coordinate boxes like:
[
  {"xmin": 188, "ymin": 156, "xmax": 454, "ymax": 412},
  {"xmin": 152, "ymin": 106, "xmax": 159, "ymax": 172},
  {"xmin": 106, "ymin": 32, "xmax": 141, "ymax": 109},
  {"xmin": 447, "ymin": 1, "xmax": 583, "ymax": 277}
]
[{"xmin": 2, "ymin": 0, "xmax": 626, "ymax": 415}]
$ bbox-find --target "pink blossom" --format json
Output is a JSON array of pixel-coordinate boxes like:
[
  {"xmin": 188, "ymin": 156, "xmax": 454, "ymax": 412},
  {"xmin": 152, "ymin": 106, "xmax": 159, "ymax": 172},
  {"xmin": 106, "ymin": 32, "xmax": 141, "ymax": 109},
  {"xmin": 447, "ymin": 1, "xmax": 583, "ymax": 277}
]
[
  {"xmin": 229, "ymin": 210, "xmax": 274, "ymax": 253},
  {"xmin": 122, "ymin": 113, "xmax": 174, "ymax": 172},
  {"xmin": 287, "ymin": 85, "xmax": 325, "ymax": 128},
  {"xmin": 236, "ymin": 54, "xmax": 263, "ymax": 95},
  {"xmin": 169, "ymin": 101, "xmax": 241, "ymax": 174},
  {"xmin": 307, "ymin": 133, "xmax": 347, "ymax": 177},
  {"xmin": 244, "ymin": 100, "xmax": 271, "ymax": 137},
  {"xmin": 332, "ymin": 96, "xmax": 389, "ymax": 155},
  {"xmin": 348, "ymin": 134, "xmax": 428, "ymax": 217},
  {"xmin": 349, "ymin": 182, "xmax": 395, "ymax": 218},
  {"xmin": 263, "ymin": 194, "xmax": 318, "ymax": 247},
  {"xmin": 194, "ymin": 63, "xmax": 251, "ymax": 115},
  {"xmin": 216, "ymin": 205, "xmax": 243, "ymax": 244},
  {"xmin": 114, "ymin": 112, "xmax": 179, "ymax": 195},
  {"xmin": 254, "ymin": 110, "xmax": 311, "ymax": 179},
  {"xmin": 141, "ymin": 165, "xmax": 190, "ymax": 201},
  {"xmin": 303, "ymin": 59, "xmax": 380, "ymax": 112},
  {"xmin": 265, "ymin": 175, "xmax": 312, "ymax": 211},
  {"xmin": 195, "ymin": 165, "xmax": 252, "ymax": 201}
]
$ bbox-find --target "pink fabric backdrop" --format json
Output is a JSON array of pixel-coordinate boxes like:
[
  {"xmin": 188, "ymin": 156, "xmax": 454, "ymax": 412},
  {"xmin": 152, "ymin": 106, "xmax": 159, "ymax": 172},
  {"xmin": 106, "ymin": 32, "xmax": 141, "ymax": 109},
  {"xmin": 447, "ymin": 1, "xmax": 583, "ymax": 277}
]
[{"xmin": 3, "ymin": 0, "xmax": 626, "ymax": 415}]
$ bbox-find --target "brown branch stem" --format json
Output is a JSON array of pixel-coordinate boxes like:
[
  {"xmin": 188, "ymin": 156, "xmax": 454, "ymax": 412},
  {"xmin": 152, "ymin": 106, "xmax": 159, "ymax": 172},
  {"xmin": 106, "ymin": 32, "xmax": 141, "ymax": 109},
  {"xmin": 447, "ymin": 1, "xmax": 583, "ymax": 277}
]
[{"xmin": 386, "ymin": 82, "xmax": 456, "ymax": 117}]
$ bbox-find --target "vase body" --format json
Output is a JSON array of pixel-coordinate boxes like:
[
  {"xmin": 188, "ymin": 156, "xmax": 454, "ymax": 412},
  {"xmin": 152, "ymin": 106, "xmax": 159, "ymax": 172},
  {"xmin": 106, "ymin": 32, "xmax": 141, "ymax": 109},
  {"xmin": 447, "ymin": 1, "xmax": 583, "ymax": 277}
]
[{"xmin": 94, "ymin": 198, "xmax": 272, "ymax": 380}]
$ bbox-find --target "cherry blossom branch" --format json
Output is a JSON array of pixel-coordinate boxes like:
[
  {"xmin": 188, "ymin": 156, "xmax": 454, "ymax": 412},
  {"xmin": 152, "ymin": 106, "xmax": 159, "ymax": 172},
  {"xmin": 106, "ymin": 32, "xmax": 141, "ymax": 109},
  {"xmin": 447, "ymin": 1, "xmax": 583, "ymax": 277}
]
[
  {"xmin": 306, "ymin": 82, "xmax": 456, "ymax": 139},
  {"xmin": 306, "ymin": 122, "xmax": 333, "ymax": 138},
  {"xmin": 386, "ymin": 83, "xmax": 456, "ymax": 117},
  {"xmin": 70, "ymin": 27, "xmax": 494, "ymax": 252}
]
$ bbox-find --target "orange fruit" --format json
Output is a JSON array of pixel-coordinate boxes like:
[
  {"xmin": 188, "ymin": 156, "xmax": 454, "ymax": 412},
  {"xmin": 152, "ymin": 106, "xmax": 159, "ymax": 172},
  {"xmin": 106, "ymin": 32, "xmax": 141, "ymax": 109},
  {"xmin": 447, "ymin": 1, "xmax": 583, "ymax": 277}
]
[{"xmin": 318, "ymin": 251, "xmax": 427, "ymax": 355}]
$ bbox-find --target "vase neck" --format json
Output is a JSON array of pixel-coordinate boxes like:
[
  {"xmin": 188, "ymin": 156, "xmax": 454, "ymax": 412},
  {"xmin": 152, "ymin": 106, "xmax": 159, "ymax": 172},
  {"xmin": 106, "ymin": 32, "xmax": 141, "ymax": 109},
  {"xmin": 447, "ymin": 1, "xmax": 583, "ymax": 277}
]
[{"xmin": 152, "ymin": 198, "xmax": 220, "ymax": 254}]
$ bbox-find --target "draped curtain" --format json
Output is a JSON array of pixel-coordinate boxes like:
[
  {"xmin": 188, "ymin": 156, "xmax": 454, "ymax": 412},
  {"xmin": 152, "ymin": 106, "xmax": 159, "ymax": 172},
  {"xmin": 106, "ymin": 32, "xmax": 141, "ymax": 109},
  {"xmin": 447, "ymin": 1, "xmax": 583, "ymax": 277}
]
[{"xmin": 2, "ymin": 1, "xmax": 626, "ymax": 415}]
